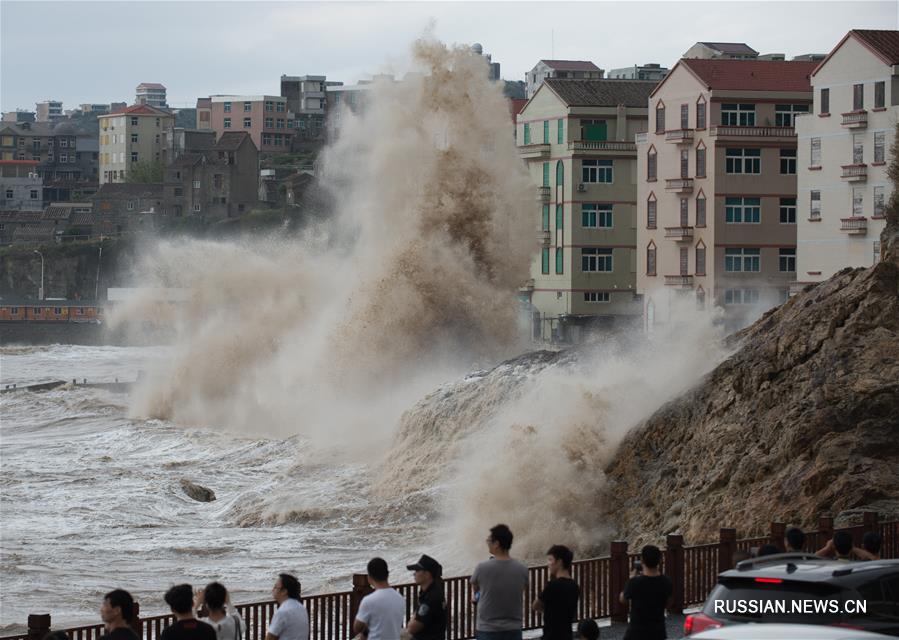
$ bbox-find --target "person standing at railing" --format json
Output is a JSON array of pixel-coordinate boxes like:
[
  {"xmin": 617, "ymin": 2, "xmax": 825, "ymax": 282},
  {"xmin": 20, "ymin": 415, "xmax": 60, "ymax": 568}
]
[
  {"xmin": 99, "ymin": 589, "xmax": 139, "ymax": 640},
  {"xmin": 196, "ymin": 582, "xmax": 246, "ymax": 640},
  {"xmin": 469, "ymin": 524, "xmax": 529, "ymax": 640},
  {"xmin": 161, "ymin": 585, "xmax": 217, "ymax": 640},
  {"xmin": 266, "ymin": 574, "xmax": 309, "ymax": 640},
  {"xmin": 404, "ymin": 555, "xmax": 446, "ymax": 640},
  {"xmin": 353, "ymin": 558, "xmax": 405, "ymax": 640},
  {"xmin": 618, "ymin": 546, "xmax": 672, "ymax": 640},
  {"xmin": 532, "ymin": 545, "xmax": 579, "ymax": 640}
]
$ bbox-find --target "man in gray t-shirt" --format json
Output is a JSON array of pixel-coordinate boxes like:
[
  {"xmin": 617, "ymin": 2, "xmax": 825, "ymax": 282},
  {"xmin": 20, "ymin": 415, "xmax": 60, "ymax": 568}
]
[{"xmin": 470, "ymin": 524, "xmax": 529, "ymax": 640}]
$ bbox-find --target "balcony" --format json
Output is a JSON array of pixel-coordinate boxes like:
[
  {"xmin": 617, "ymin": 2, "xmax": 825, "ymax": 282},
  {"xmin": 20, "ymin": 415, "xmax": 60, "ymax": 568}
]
[
  {"xmin": 665, "ymin": 178, "xmax": 694, "ymax": 193},
  {"xmin": 568, "ymin": 140, "xmax": 636, "ymax": 155},
  {"xmin": 664, "ymin": 226, "xmax": 694, "ymax": 242},
  {"xmin": 708, "ymin": 125, "xmax": 796, "ymax": 138},
  {"xmin": 664, "ymin": 275, "xmax": 694, "ymax": 288},
  {"xmin": 537, "ymin": 186, "xmax": 551, "ymax": 202},
  {"xmin": 665, "ymin": 129, "xmax": 694, "ymax": 144},
  {"xmin": 538, "ymin": 230, "xmax": 551, "ymax": 246},
  {"xmin": 840, "ymin": 217, "xmax": 867, "ymax": 235},
  {"xmin": 841, "ymin": 111, "xmax": 868, "ymax": 128},
  {"xmin": 841, "ymin": 164, "xmax": 867, "ymax": 182},
  {"xmin": 518, "ymin": 143, "xmax": 551, "ymax": 159}
]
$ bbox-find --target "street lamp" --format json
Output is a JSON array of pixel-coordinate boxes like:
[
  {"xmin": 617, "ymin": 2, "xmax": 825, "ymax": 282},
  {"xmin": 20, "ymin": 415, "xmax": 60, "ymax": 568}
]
[
  {"xmin": 33, "ymin": 249, "xmax": 44, "ymax": 301},
  {"xmin": 94, "ymin": 237, "xmax": 103, "ymax": 301}
]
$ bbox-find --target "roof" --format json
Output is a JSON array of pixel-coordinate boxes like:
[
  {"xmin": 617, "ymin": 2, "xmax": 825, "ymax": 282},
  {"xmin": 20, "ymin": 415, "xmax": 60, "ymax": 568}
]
[
  {"xmin": 539, "ymin": 60, "xmax": 602, "ymax": 72},
  {"xmin": 542, "ymin": 78, "xmax": 657, "ymax": 108},
  {"xmin": 137, "ymin": 83, "xmax": 166, "ymax": 90},
  {"xmin": 0, "ymin": 210, "xmax": 43, "ymax": 223},
  {"xmin": 0, "ymin": 159, "xmax": 39, "ymax": 166},
  {"xmin": 94, "ymin": 183, "xmax": 164, "ymax": 198},
  {"xmin": 70, "ymin": 212, "xmax": 97, "ymax": 226},
  {"xmin": 813, "ymin": 30, "xmax": 899, "ymax": 76},
  {"xmin": 43, "ymin": 205, "xmax": 75, "ymax": 220},
  {"xmin": 104, "ymin": 104, "xmax": 171, "ymax": 117},
  {"xmin": 215, "ymin": 131, "xmax": 254, "ymax": 152},
  {"xmin": 171, "ymin": 153, "xmax": 204, "ymax": 169},
  {"xmin": 721, "ymin": 557, "xmax": 899, "ymax": 588},
  {"xmin": 664, "ymin": 58, "xmax": 816, "ymax": 94},
  {"xmin": 698, "ymin": 42, "xmax": 758, "ymax": 55},
  {"xmin": 509, "ymin": 98, "xmax": 528, "ymax": 119},
  {"xmin": 0, "ymin": 122, "xmax": 55, "ymax": 137}
]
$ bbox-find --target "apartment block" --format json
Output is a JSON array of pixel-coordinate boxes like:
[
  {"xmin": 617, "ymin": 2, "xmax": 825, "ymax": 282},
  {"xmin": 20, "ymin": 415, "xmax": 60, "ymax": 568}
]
[
  {"xmin": 35, "ymin": 100, "xmax": 64, "ymax": 123},
  {"xmin": 0, "ymin": 160, "xmax": 42, "ymax": 212},
  {"xmin": 281, "ymin": 75, "xmax": 334, "ymax": 142},
  {"xmin": 202, "ymin": 96, "xmax": 294, "ymax": 153},
  {"xmin": 136, "ymin": 83, "xmax": 168, "ymax": 108},
  {"xmin": 795, "ymin": 30, "xmax": 898, "ymax": 287},
  {"xmin": 682, "ymin": 42, "xmax": 758, "ymax": 60},
  {"xmin": 98, "ymin": 105, "xmax": 175, "ymax": 185},
  {"xmin": 526, "ymin": 61, "xmax": 604, "ymax": 99},
  {"xmin": 517, "ymin": 79, "xmax": 656, "ymax": 341},
  {"xmin": 636, "ymin": 58, "xmax": 815, "ymax": 329},
  {"xmin": 608, "ymin": 64, "xmax": 669, "ymax": 81}
]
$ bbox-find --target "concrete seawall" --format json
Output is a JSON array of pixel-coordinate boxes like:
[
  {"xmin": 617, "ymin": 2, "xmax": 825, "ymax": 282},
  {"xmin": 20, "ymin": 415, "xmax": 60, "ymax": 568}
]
[{"xmin": 0, "ymin": 322, "xmax": 172, "ymax": 346}]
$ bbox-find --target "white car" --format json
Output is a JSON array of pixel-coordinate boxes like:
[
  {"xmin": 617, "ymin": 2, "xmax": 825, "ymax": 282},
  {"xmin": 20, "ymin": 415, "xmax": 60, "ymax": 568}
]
[{"xmin": 690, "ymin": 623, "xmax": 893, "ymax": 639}]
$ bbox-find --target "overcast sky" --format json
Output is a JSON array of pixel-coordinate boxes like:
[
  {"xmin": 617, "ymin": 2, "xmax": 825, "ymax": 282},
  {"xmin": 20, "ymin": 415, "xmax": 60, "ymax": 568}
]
[{"xmin": 1, "ymin": 1, "xmax": 896, "ymax": 111}]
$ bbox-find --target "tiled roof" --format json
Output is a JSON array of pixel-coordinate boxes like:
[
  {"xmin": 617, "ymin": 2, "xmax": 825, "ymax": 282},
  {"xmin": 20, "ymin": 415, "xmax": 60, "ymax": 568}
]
[
  {"xmin": 679, "ymin": 58, "xmax": 816, "ymax": 92},
  {"xmin": 43, "ymin": 205, "xmax": 75, "ymax": 220},
  {"xmin": 70, "ymin": 212, "xmax": 97, "ymax": 226},
  {"xmin": 137, "ymin": 83, "xmax": 166, "ymax": 90},
  {"xmin": 543, "ymin": 78, "xmax": 657, "ymax": 107},
  {"xmin": 509, "ymin": 98, "xmax": 528, "ymax": 119},
  {"xmin": 0, "ymin": 211, "xmax": 43, "ymax": 223},
  {"xmin": 106, "ymin": 104, "xmax": 170, "ymax": 117},
  {"xmin": 699, "ymin": 42, "xmax": 758, "ymax": 55},
  {"xmin": 852, "ymin": 30, "xmax": 899, "ymax": 64},
  {"xmin": 0, "ymin": 159, "xmax": 39, "ymax": 166},
  {"xmin": 540, "ymin": 60, "xmax": 601, "ymax": 72},
  {"xmin": 94, "ymin": 183, "xmax": 164, "ymax": 198},
  {"xmin": 215, "ymin": 131, "xmax": 252, "ymax": 151}
]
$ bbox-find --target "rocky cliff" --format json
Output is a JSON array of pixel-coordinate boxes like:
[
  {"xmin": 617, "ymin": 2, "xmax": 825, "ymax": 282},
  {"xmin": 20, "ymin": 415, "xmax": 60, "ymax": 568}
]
[{"xmin": 604, "ymin": 214, "xmax": 899, "ymax": 543}]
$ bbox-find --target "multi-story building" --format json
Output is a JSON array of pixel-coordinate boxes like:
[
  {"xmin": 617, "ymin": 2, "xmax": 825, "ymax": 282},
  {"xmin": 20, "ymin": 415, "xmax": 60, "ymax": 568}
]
[
  {"xmin": 795, "ymin": 29, "xmax": 898, "ymax": 287},
  {"xmin": 525, "ymin": 61, "xmax": 604, "ymax": 99},
  {"xmin": 35, "ymin": 100, "xmax": 64, "ymax": 123},
  {"xmin": 636, "ymin": 58, "xmax": 816, "ymax": 329},
  {"xmin": 517, "ymin": 78, "xmax": 656, "ymax": 341},
  {"xmin": 281, "ymin": 75, "xmax": 334, "ymax": 143},
  {"xmin": 79, "ymin": 104, "xmax": 112, "ymax": 115},
  {"xmin": 471, "ymin": 43, "xmax": 501, "ymax": 81},
  {"xmin": 136, "ymin": 83, "xmax": 168, "ymax": 108},
  {"xmin": 199, "ymin": 95, "xmax": 294, "ymax": 153},
  {"xmin": 0, "ymin": 160, "xmax": 43, "ymax": 212},
  {"xmin": 98, "ymin": 104, "xmax": 174, "ymax": 185},
  {"xmin": 2, "ymin": 111, "xmax": 36, "ymax": 123},
  {"xmin": 682, "ymin": 42, "xmax": 759, "ymax": 60},
  {"xmin": 608, "ymin": 63, "xmax": 669, "ymax": 81},
  {"xmin": 92, "ymin": 183, "xmax": 166, "ymax": 235}
]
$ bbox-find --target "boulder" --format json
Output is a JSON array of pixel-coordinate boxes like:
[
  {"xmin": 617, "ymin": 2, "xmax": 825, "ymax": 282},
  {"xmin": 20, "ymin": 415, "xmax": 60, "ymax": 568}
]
[{"xmin": 180, "ymin": 479, "xmax": 216, "ymax": 503}]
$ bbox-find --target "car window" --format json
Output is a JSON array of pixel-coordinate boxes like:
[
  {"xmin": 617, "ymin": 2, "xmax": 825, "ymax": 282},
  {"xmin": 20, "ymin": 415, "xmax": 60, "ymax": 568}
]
[{"xmin": 859, "ymin": 575, "xmax": 899, "ymax": 621}]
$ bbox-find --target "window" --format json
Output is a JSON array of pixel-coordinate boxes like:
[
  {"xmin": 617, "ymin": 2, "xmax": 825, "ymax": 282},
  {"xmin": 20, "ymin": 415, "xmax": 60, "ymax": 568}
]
[
  {"xmin": 874, "ymin": 187, "xmax": 885, "ymax": 218},
  {"xmin": 541, "ymin": 247, "xmax": 550, "ymax": 274},
  {"xmin": 277, "ymin": 119, "xmax": 285, "ymax": 129},
  {"xmin": 680, "ymin": 104, "xmax": 689, "ymax": 129},
  {"xmin": 59, "ymin": 153, "xmax": 67, "ymax": 163},
  {"xmin": 556, "ymin": 204, "xmax": 563, "ymax": 232},
  {"xmin": 647, "ymin": 243, "xmax": 657, "ymax": 275},
  {"xmin": 193, "ymin": 180, "xmax": 201, "ymax": 189},
  {"xmin": 262, "ymin": 133, "xmax": 272, "ymax": 146},
  {"xmin": 213, "ymin": 174, "xmax": 223, "ymax": 189},
  {"xmin": 556, "ymin": 160, "xmax": 564, "ymax": 186},
  {"xmin": 130, "ymin": 133, "xmax": 138, "ymax": 144},
  {"xmin": 557, "ymin": 119, "xmax": 564, "ymax": 144},
  {"xmin": 647, "ymin": 148, "xmax": 657, "ymax": 181},
  {"xmin": 647, "ymin": 196, "xmax": 657, "ymax": 229},
  {"xmin": 775, "ymin": 104, "xmax": 808, "ymax": 127},
  {"xmin": 542, "ymin": 204, "xmax": 550, "ymax": 231},
  {"xmin": 696, "ymin": 245, "xmax": 706, "ymax": 276},
  {"xmin": 32, "ymin": 140, "xmax": 40, "ymax": 150},
  {"xmin": 810, "ymin": 190, "xmax": 821, "ymax": 220},
  {"xmin": 655, "ymin": 103, "xmax": 665, "ymax": 133},
  {"xmin": 724, "ymin": 288, "xmax": 759, "ymax": 305},
  {"xmin": 853, "ymin": 134, "xmax": 864, "ymax": 165},
  {"xmin": 820, "ymin": 88, "xmax": 829, "ymax": 114},
  {"xmin": 243, "ymin": 102, "xmax": 252, "ymax": 112},
  {"xmin": 543, "ymin": 120, "xmax": 549, "ymax": 144},
  {"xmin": 853, "ymin": 188, "xmax": 864, "ymax": 217},
  {"xmin": 265, "ymin": 100, "xmax": 274, "ymax": 112},
  {"xmin": 582, "ymin": 159, "xmax": 613, "ymax": 183},
  {"xmin": 680, "ymin": 198, "xmax": 689, "ymax": 226},
  {"xmin": 30, "ymin": 189, "xmax": 39, "ymax": 199},
  {"xmin": 810, "ymin": 138, "xmax": 821, "ymax": 166},
  {"xmin": 780, "ymin": 148, "xmax": 796, "ymax": 174},
  {"xmin": 243, "ymin": 118, "xmax": 251, "ymax": 128},
  {"xmin": 721, "ymin": 104, "xmax": 755, "ymax": 126},
  {"xmin": 224, "ymin": 118, "xmax": 231, "ymax": 129},
  {"xmin": 725, "ymin": 197, "xmax": 761, "ymax": 223},
  {"xmin": 582, "ymin": 203, "xmax": 612, "ymax": 228},
  {"xmin": 679, "ymin": 246, "xmax": 689, "ymax": 275},
  {"xmin": 5, "ymin": 188, "xmax": 13, "ymax": 199},
  {"xmin": 725, "ymin": 248, "xmax": 761, "ymax": 272},
  {"xmin": 582, "ymin": 248, "xmax": 613, "ymax": 272},
  {"xmin": 779, "ymin": 248, "xmax": 796, "ymax": 272},
  {"xmin": 584, "ymin": 292, "xmax": 610, "ymax": 303},
  {"xmin": 555, "ymin": 247, "xmax": 563, "ymax": 274},
  {"xmin": 59, "ymin": 138, "xmax": 68, "ymax": 148},
  {"xmin": 127, "ymin": 200, "xmax": 135, "ymax": 210},
  {"xmin": 131, "ymin": 152, "xmax": 138, "ymax": 163},
  {"xmin": 875, "ymin": 132, "xmax": 885, "ymax": 163},
  {"xmin": 780, "ymin": 197, "xmax": 796, "ymax": 223},
  {"xmin": 875, "ymin": 81, "xmax": 885, "ymax": 109},
  {"xmin": 725, "ymin": 148, "xmax": 760, "ymax": 174},
  {"xmin": 130, "ymin": 117, "xmax": 138, "ymax": 126},
  {"xmin": 193, "ymin": 203, "xmax": 201, "ymax": 212},
  {"xmin": 542, "ymin": 162, "xmax": 549, "ymax": 187},
  {"xmin": 265, "ymin": 118, "xmax": 274, "ymax": 128},
  {"xmin": 680, "ymin": 148, "xmax": 689, "ymax": 178},
  {"xmin": 276, "ymin": 102, "xmax": 285, "ymax": 112},
  {"xmin": 696, "ymin": 145, "xmax": 706, "ymax": 178},
  {"xmin": 696, "ymin": 195, "xmax": 706, "ymax": 227},
  {"xmin": 581, "ymin": 119, "xmax": 607, "ymax": 141},
  {"xmin": 696, "ymin": 99, "xmax": 706, "ymax": 129},
  {"xmin": 853, "ymin": 84, "xmax": 864, "ymax": 111},
  {"xmin": 224, "ymin": 102, "xmax": 232, "ymax": 112},
  {"xmin": 523, "ymin": 123, "xmax": 530, "ymax": 145}
]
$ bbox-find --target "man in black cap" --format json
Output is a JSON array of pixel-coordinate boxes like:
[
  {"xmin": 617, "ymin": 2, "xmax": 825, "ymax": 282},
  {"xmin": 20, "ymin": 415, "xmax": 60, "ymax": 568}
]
[{"xmin": 404, "ymin": 555, "xmax": 446, "ymax": 640}]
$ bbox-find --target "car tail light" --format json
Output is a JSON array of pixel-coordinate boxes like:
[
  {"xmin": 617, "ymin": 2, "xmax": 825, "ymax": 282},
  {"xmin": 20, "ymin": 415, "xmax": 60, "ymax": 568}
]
[
  {"xmin": 829, "ymin": 623, "xmax": 865, "ymax": 630},
  {"xmin": 754, "ymin": 577, "xmax": 783, "ymax": 584},
  {"xmin": 684, "ymin": 613, "xmax": 723, "ymax": 636}
]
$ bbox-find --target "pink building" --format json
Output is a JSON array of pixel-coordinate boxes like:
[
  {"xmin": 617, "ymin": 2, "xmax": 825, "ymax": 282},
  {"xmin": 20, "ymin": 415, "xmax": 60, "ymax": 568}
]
[{"xmin": 199, "ymin": 95, "xmax": 294, "ymax": 153}]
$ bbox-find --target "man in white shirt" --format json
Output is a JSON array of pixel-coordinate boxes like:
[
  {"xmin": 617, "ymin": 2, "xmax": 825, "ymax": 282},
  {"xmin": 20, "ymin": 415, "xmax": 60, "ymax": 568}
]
[
  {"xmin": 266, "ymin": 574, "xmax": 309, "ymax": 640},
  {"xmin": 353, "ymin": 558, "xmax": 405, "ymax": 640}
]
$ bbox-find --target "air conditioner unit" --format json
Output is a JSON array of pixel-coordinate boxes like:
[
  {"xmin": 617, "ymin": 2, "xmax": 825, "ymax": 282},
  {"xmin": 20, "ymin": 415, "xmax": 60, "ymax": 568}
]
[{"xmin": 577, "ymin": 183, "xmax": 587, "ymax": 192}]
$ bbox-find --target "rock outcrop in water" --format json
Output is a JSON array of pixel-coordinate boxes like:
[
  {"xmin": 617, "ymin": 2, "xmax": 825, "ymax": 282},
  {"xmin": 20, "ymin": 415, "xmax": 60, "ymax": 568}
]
[
  {"xmin": 604, "ymin": 206, "xmax": 899, "ymax": 544},
  {"xmin": 180, "ymin": 479, "xmax": 216, "ymax": 502}
]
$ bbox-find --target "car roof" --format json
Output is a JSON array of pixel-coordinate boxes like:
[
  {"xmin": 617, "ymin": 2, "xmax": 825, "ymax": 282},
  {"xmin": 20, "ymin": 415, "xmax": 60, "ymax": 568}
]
[
  {"xmin": 719, "ymin": 557, "xmax": 899, "ymax": 587},
  {"xmin": 691, "ymin": 622, "xmax": 893, "ymax": 639}
]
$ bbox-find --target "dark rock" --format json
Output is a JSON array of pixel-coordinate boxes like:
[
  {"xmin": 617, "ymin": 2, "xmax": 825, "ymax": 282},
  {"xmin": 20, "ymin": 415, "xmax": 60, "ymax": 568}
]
[{"xmin": 180, "ymin": 479, "xmax": 216, "ymax": 502}]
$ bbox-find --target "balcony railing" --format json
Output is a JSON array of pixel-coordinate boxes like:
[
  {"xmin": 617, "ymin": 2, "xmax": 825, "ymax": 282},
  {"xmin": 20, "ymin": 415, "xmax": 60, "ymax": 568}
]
[
  {"xmin": 665, "ymin": 178, "xmax": 694, "ymax": 193},
  {"xmin": 841, "ymin": 111, "xmax": 868, "ymax": 128},
  {"xmin": 840, "ymin": 216, "xmax": 867, "ymax": 235},
  {"xmin": 840, "ymin": 164, "xmax": 867, "ymax": 182},
  {"xmin": 537, "ymin": 186, "xmax": 551, "ymax": 202},
  {"xmin": 538, "ymin": 230, "xmax": 551, "ymax": 246},
  {"xmin": 518, "ymin": 143, "xmax": 551, "ymax": 158},
  {"xmin": 664, "ymin": 275, "xmax": 694, "ymax": 287},
  {"xmin": 568, "ymin": 140, "xmax": 636, "ymax": 153},
  {"xmin": 708, "ymin": 126, "xmax": 796, "ymax": 138},
  {"xmin": 664, "ymin": 226, "xmax": 694, "ymax": 242},
  {"xmin": 665, "ymin": 129, "xmax": 694, "ymax": 144},
  {"xmin": 635, "ymin": 132, "xmax": 648, "ymax": 144}
]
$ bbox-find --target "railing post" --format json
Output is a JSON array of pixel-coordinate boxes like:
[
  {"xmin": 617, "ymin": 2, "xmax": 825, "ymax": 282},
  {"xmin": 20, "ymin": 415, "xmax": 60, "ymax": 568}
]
[
  {"xmin": 349, "ymin": 573, "xmax": 371, "ymax": 631},
  {"xmin": 27, "ymin": 614, "xmax": 51, "ymax": 640},
  {"xmin": 770, "ymin": 522, "xmax": 786, "ymax": 552},
  {"xmin": 665, "ymin": 534, "xmax": 684, "ymax": 615},
  {"xmin": 131, "ymin": 601, "xmax": 142, "ymax": 637},
  {"xmin": 819, "ymin": 515, "xmax": 834, "ymax": 548},
  {"xmin": 718, "ymin": 528, "xmax": 737, "ymax": 572},
  {"xmin": 863, "ymin": 511, "xmax": 879, "ymax": 535},
  {"xmin": 609, "ymin": 540, "xmax": 629, "ymax": 624}
]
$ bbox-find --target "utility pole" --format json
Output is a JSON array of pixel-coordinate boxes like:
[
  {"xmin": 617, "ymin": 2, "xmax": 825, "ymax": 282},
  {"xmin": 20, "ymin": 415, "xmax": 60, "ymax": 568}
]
[
  {"xmin": 33, "ymin": 249, "xmax": 44, "ymax": 300},
  {"xmin": 95, "ymin": 237, "xmax": 104, "ymax": 301}
]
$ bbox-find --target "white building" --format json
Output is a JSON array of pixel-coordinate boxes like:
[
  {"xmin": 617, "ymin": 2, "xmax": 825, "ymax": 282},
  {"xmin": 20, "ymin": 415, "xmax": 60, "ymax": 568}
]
[
  {"xmin": 525, "ymin": 60, "xmax": 604, "ymax": 99},
  {"xmin": 795, "ymin": 29, "xmax": 898, "ymax": 287},
  {"xmin": 135, "ymin": 83, "xmax": 168, "ymax": 108}
]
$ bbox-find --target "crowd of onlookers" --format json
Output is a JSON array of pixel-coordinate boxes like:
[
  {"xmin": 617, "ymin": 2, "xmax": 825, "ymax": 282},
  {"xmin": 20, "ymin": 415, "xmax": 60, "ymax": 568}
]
[{"xmin": 40, "ymin": 523, "xmax": 886, "ymax": 640}]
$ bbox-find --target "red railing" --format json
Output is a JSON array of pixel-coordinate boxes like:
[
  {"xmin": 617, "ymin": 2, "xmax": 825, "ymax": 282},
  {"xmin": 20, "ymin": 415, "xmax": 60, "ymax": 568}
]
[{"xmin": 7, "ymin": 513, "xmax": 894, "ymax": 640}]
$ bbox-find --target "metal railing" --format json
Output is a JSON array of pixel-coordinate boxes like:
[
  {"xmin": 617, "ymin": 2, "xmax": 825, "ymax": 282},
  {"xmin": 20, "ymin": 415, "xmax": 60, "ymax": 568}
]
[
  {"xmin": 568, "ymin": 141, "xmax": 636, "ymax": 152},
  {"xmin": 841, "ymin": 111, "xmax": 868, "ymax": 127},
  {"xmin": 709, "ymin": 126, "xmax": 796, "ymax": 138}
]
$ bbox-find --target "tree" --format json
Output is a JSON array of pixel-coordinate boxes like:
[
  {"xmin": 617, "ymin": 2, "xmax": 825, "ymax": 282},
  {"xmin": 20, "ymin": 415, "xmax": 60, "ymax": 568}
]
[{"xmin": 128, "ymin": 161, "xmax": 164, "ymax": 183}]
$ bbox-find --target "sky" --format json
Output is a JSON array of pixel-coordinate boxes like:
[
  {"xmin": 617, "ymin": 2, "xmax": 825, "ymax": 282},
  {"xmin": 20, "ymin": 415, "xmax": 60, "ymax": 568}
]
[{"xmin": 1, "ymin": 0, "xmax": 896, "ymax": 112}]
